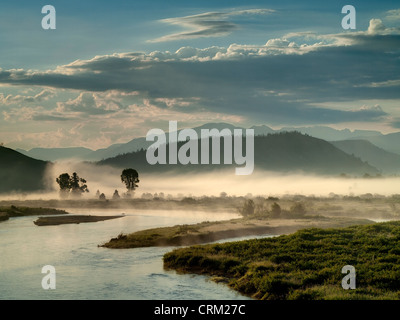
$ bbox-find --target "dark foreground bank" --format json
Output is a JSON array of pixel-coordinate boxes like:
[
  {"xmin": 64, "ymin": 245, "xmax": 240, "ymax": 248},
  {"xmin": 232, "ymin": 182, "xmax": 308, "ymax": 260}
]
[{"xmin": 164, "ymin": 221, "xmax": 400, "ymax": 300}]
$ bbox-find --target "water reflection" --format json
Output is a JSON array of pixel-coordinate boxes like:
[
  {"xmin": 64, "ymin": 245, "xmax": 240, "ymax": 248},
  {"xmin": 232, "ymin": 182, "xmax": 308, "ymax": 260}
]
[{"xmin": 0, "ymin": 209, "xmax": 252, "ymax": 300}]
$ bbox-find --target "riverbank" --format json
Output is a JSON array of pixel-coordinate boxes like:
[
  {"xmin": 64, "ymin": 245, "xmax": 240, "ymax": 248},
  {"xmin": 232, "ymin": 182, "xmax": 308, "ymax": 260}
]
[
  {"xmin": 163, "ymin": 220, "xmax": 400, "ymax": 300},
  {"xmin": 100, "ymin": 215, "xmax": 374, "ymax": 248},
  {"xmin": 0, "ymin": 205, "xmax": 68, "ymax": 222},
  {"xmin": 33, "ymin": 214, "xmax": 124, "ymax": 226}
]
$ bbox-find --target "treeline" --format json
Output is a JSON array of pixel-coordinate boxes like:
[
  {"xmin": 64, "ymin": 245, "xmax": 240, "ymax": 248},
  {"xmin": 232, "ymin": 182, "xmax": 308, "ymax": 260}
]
[{"xmin": 55, "ymin": 168, "xmax": 139, "ymax": 199}]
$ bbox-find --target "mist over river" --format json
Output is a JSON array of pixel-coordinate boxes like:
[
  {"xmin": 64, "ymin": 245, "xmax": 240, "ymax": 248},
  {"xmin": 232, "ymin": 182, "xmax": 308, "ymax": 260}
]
[{"xmin": 0, "ymin": 208, "xmax": 253, "ymax": 300}]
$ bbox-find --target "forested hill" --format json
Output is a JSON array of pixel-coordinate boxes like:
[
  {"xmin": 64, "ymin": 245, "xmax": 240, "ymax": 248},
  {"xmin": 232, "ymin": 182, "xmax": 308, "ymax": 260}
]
[
  {"xmin": 97, "ymin": 132, "xmax": 379, "ymax": 176},
  {"xmin": 0, "ymin": 146, "xmax": 51, "ymax": 193}
]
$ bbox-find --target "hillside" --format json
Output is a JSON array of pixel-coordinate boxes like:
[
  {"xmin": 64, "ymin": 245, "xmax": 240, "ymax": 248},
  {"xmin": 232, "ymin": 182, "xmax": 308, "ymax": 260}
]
[
  {"xmin": 16, "ymin": 147, "xmax": 94, "ymax": 161},
  {"xmin": 97, "ymin": 132, "xmax": 379, "ymax": 176},
  {"xmin": 331, "ymin": 140, "xmax": 400, "ymax": 174},
  {"xmin": 86, "ymin": 122, "xmax": 242, "ymax": 161},
  {"xmin": 0, "ymin": 146, "xmax": 51, "ymax": 193},
  {"xmin": 14, "ymin": 123, "xmax": 400, "ymax": 162},
  {"xmin": 359, "ymin": 132, "xmax": 400, "ymax": 156}
]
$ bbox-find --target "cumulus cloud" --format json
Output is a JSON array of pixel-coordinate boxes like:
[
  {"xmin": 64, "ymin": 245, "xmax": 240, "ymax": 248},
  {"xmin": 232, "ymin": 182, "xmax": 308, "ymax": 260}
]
[{"xmin": 149, "ymin": 8, "xmax": 275, "ymax": 42}]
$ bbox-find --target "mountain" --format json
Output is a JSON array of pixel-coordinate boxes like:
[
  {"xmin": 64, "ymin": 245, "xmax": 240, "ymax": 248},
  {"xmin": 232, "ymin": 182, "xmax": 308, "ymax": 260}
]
[
  {"xmin": 14, "ymin": 123, "xmax": 400, "ymax": 162},
  {"xmin": 251, "ymin": 125, "xmax": 383, "ymax": 141},
  {"xmin": 331, "ymin": 140, "xmax": 400, "ymax": 174},
  {"xmin": 15, "ymin": 123, "xmax": 244, "ymax": 162},
  {"xmin": 85, "ymin": 138, "xmax": 148, "ymax": 161},
  {"xmin": 86, "ymin": 122, "xmax": 244, "ymax": 161},
  {"xmin": 91, "ymin": 124, "xmax": 399, "ymax": 162},
  {"xmin": 0, "ymin": 146, "xmax": 51, "ymax": 193},
  {"xmin": 16, "ymin": 147, "xmax": 94, "ymax": 162},
  {"xmin": 252, "ymin": 125, "xmax": 400, "ymax": 156},
  {"xmin": 97, "ymin": 132, "xmax": 379, "ymax": 176},
  {"xmin": 355, "ymin": 132, "xmax": 400, "ymax": 155}
]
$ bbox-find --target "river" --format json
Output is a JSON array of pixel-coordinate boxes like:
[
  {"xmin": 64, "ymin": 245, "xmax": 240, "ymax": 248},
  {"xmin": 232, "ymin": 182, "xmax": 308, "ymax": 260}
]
[{"xmin": 0, "ymin": 208, "xmax": 257, "ymax": 300}]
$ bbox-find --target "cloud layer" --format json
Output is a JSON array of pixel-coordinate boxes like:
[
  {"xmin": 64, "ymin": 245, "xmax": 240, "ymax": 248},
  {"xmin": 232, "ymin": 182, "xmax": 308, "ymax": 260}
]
[
  {"xmin": 149, "ymin": 9, "xmax": 276, "ymax": 42},
  {"xmin": 1, "ymin": 13, "xmax": 400, "ymax": 149}
]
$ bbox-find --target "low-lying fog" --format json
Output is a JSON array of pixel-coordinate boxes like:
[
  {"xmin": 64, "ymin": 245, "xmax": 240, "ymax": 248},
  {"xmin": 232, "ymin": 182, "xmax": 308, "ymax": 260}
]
[{"xmin": 2, "ymin": 161, "xmax": 400, "ymax": 201}]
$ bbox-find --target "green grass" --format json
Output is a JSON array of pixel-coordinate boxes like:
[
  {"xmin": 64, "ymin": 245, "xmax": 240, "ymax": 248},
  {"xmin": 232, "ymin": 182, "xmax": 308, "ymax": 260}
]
[{"xmin": 163, "ymin": 221, "xmax": 400, "ymax": 300}]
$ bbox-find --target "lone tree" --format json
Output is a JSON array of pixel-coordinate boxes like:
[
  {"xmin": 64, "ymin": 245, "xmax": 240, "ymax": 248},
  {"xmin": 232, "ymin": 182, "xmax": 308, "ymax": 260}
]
[
  {"xmin": 112, "ymin": 190, "xmax": 120, "ymax": 200},
  {"xmin": 121, "ymin": 168, "xmax": 139, "ymax": 195},
  {"xmin": 56, "ymin": 172, "xmax": 89, "ymax": 198}
]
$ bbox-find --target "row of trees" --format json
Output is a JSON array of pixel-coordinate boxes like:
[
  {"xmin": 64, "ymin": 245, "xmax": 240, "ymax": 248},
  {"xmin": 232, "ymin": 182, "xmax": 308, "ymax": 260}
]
[
  {"xmin": 55, "ymin": 168, "xmax": 139, "ymax": 199},
  {"xmin": 239, "ymin": 199, "xmax": 307, "ymax": 219}
]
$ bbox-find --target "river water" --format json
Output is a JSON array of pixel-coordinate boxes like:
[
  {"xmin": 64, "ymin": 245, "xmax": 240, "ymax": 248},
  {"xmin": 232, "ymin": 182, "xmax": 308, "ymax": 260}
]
[{"xmin": 0, "ymin": 208, "xmax": 258, "ymax": 300}]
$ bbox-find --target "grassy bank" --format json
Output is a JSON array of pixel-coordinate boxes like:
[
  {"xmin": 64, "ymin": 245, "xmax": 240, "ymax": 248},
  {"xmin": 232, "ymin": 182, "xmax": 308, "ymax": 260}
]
[
  {"xmin": 101, "ymin": 216, "xmax": 373, "ymax": 248},
  {"xmin": 163, "ymin": 221, "xmax": 400, "ymax": 300}
]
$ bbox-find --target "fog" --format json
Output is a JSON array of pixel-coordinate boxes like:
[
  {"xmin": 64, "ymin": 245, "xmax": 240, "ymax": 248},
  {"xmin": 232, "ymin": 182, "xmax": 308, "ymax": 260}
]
[{"xmin": 2, "ymin": 161, "xmax": 400, "ymax": 201}]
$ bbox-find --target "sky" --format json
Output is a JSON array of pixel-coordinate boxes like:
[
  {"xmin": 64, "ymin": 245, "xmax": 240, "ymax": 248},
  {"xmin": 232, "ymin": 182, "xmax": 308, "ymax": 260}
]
[{"xmin": 0, "ymin": 0, "xmax": 400, "ymax": 150}]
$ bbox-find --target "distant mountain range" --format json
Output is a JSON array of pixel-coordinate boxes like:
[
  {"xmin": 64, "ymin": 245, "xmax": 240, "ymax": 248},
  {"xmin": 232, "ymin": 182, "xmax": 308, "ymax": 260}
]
[
  {"xmin": 331, "ymin": 140, "xmax": 400, "ymax": 175},
  {"xmin": 98, "ymin": 132, "xmax": 379, "ymax": 176},
  {"xmin": 0, "ymin": 146, "xmax": 51, "ymax": 193},
  {"xmin": 1, "ymin": 130, "xmax": 388, "ymax": 194},
  {"xmin": 15, "ymin": 123, "xmax": 400, "ymax": 164}
]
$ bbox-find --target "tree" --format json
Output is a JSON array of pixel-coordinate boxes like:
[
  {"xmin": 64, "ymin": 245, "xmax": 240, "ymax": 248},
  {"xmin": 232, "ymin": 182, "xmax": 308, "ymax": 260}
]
[
  {"xmin": 240, "ymin": 199, "xmax": 255, "ymax": 217},
  {"xmin": 290, "ymin": 202, "xmax": 306, "ymax": 217},
  {"xmin": 56, "ymin": 173, "xmax": 71, "ymax": 199},
  {"xmin": 121, "ymin": 168, "xmax": 139, "ymax": 195},
  {"xmin": 69, "ymin": 172, "xmax": 89, "ymax": 196},
  {"xmin": 55, "ymin": 172, "xmax": 89, "ymax": 198},
  {"xmin": 112, "ymin": 190, "xmax": 120, "ymax": 200},
  {"xmin": 99, "ymin": 193, "xmax": 106, "ymax": 200},
  {"xmin": 271, "ymin": 202, "xmax": 281, "ymax": 218}
]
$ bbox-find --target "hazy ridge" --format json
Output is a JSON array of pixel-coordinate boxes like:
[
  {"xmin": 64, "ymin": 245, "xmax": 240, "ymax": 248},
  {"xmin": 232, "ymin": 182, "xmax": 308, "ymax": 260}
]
[{"xmin": 14, "ymin": 123, "xmax": 400, "ymax": 162}]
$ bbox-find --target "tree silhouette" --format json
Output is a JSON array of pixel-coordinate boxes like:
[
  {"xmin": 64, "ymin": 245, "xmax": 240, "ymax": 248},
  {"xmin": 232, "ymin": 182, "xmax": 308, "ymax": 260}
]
[
  {"xmin": 70, "ymin": 172, "xmax": 89, "ymax": 196},
  {"xmin": 271, "ymin": 202, "xmax": 281, "ymax": 218},
  {"xmin": 56, "ymin": 172, "xmax": 89, "ymax": 198},
  {"xmin": 56, "ymin": 173, "xmax": 71, "ymax": 199},
  {"xmin": 121, "ymin": 168, "xmax": 139, "ymax": 195},
  {"xmin": 112, "ymin": 190, "xmax": 120, "ymax": 200},
  {"xmin": 240, "ymin": 199, "xmax": 255, "ymax": 217}
]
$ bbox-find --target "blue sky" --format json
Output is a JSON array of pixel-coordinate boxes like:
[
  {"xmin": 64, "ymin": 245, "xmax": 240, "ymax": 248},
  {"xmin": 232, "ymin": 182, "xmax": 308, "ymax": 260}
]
[{"xmin": 1, "ymin": 1, "xmax": 400, "ymax": 149}]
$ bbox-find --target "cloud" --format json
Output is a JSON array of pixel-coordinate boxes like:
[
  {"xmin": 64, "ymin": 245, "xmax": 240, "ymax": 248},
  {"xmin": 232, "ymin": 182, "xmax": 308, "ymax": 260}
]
[
  {"xmin": 386, "ymin": 9, "xmax": 400, "ymax": 21},
  {"xmin": 56, "ymin": 92, "xmax": 122, "ymax": 115},
  {"xmin": 149, "ymin": 8, "xmax": 275, "ymax": 42},
  {"xmin": 357, "ymin": 79, "xmax": 400, "ymax": 88},
  {"xmin": 390, "ymin": 118, "xmax": 400, "ymax": 129},
  {"xmin": 0, "ymin": 89, "xmax": 55, "ymax": 105},
  {"xmin": 365, "ymin": 18, "xmax": 400, "ymax": 35},
  {"xmin": 0, "ymin": 18, "xmax": 399, "ymax": 130}
]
